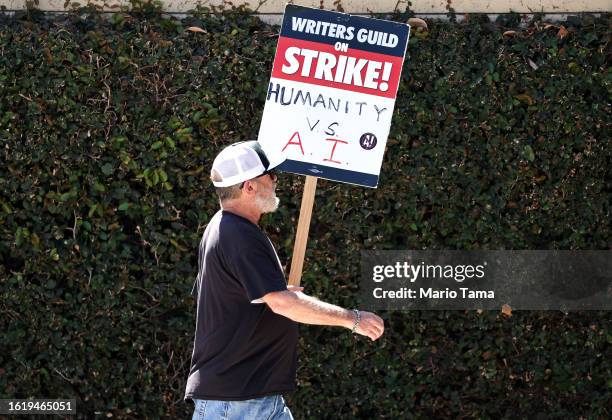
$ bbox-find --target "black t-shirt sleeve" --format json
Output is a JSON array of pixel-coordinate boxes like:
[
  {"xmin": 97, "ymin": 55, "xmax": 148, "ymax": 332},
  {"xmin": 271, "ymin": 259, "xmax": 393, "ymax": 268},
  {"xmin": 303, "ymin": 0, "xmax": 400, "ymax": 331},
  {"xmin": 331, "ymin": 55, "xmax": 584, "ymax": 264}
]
[{"xmin": 225, "ymin": 226, "xmax": 287, "ymax": 302}]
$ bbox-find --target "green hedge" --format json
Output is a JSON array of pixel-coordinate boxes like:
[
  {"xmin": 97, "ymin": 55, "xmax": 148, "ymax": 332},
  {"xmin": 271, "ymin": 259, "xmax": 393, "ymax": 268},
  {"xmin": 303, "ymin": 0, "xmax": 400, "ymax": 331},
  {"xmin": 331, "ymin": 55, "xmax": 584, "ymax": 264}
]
[{"xmin": 0, "ymin": 4, "xmax": 610, "ymax": 418}]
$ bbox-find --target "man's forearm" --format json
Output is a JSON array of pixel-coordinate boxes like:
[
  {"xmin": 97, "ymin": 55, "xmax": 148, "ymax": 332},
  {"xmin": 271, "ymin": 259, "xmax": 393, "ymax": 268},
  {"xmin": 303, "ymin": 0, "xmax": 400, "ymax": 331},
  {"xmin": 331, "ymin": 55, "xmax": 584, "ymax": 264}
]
[{"xmin": 267, "ymin": 291, "xmax": 355, "ymax": 329}]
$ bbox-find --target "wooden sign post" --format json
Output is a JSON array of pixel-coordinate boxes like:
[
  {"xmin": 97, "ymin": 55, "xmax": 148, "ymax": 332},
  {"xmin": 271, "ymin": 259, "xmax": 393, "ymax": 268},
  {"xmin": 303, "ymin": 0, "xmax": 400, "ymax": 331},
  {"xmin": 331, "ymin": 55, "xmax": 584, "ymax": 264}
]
[{"xmin": 288, "ymin": 176, "xmax": 318, "ymax": 286}]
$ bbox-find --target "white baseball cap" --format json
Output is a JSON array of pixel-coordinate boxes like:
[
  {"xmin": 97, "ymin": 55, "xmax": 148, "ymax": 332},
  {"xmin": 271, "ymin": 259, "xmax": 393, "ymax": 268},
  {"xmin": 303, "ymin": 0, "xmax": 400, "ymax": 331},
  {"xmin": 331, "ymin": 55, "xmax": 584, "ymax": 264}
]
[{"xmin": 211, "ymin": 141, "xmax": 285, "ymax": 187}]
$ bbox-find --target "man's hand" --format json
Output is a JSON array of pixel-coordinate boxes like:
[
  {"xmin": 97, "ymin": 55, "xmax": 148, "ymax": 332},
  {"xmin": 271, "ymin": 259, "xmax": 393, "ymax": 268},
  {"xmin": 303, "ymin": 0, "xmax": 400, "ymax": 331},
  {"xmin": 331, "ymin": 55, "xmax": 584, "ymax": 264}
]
[{"xmin": 353, "ymin": 311, "xmax": 384, "ymax": 341}]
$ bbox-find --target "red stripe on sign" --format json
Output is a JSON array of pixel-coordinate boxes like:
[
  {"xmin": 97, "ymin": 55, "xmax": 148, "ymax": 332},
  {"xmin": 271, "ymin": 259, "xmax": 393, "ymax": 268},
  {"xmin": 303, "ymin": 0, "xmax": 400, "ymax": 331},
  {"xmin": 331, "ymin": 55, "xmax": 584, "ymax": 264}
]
[{"xmin": 271, "ymin": 36, "xmax": 404, "ymax": 99}]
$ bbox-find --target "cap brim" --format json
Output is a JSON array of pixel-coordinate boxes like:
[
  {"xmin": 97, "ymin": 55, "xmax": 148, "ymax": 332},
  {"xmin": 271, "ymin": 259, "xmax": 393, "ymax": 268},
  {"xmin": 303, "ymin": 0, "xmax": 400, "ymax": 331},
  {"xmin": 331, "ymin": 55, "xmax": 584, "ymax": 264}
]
[{"xmin": 265, "ymin": 151, "xmax": 286, "ymax": 171}]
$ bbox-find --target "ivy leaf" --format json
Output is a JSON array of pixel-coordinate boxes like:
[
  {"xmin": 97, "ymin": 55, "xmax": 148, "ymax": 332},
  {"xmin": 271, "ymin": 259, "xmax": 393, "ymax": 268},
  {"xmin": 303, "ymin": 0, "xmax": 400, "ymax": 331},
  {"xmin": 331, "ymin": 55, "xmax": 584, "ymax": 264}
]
[
  {"xmin": 527, "ymin": 58, "xmax": 539, "ymax": 70},
  {"xmin": 101, "ymin": 163, "xmax": 113, "ymax": 176},
  {"xmin": 186, "ymin": 26, "xmax": 205, "ymax": 33},
  {"xmin": 150, "ymin": 141, "xmax": 163, "ymax": 150}
]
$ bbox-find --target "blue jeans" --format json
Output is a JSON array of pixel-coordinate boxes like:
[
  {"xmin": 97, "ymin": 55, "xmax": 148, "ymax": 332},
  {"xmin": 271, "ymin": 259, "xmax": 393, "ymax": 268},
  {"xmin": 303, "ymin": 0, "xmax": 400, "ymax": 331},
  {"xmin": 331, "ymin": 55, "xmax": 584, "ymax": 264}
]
[{"xmin": 192, "ymin": 395, "xmax": 293, "ymax": 420}]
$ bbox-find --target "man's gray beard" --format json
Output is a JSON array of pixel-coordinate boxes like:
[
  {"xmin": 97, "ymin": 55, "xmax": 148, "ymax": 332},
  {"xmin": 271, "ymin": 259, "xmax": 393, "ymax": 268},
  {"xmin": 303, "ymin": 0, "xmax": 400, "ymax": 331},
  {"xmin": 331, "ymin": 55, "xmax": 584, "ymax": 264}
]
[{"xmin": 255, "ymin": 191, "xmax": 280, "ymax": 213}]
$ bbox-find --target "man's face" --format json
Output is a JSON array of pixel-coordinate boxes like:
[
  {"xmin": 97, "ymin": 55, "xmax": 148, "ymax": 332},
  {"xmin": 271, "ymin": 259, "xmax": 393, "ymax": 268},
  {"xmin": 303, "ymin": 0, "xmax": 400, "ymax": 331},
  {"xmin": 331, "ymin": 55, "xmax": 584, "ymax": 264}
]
[{"xmin": 253, "ymin": 171, "xmax": 279, "ymax": 213}]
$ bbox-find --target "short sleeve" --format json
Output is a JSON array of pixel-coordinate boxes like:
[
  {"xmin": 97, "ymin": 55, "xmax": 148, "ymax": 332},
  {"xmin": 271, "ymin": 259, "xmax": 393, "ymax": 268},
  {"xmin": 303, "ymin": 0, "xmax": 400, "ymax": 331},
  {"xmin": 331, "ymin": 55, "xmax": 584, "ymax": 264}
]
[{"xmin": 225, "ymin": 228, "xmax": 287, "ymax": 302}]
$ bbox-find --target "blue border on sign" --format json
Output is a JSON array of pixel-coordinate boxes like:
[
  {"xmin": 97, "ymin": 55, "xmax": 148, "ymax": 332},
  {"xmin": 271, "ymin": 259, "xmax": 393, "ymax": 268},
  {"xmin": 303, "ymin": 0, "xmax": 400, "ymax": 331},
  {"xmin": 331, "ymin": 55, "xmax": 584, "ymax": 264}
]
[
  {"xmin": 278, "ymin": 159, "xmax": 379, "ymax": 188},
  {"xmin": 281, "ymin": 4, "xmax": 410, "ymax": 58}
]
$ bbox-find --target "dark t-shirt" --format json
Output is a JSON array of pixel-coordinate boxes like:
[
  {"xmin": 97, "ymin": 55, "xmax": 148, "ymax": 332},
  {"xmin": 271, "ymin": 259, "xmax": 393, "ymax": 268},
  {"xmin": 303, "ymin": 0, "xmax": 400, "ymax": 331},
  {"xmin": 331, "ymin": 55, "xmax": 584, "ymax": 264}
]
[{"xmin": 185, "ymin": 210, "xmax": 298, "ymax": 401}]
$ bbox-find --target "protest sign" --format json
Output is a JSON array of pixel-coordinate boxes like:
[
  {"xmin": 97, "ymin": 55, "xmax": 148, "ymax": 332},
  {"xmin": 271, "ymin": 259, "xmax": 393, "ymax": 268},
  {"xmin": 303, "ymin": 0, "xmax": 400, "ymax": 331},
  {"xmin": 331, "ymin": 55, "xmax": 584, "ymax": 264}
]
[
  {"xmin": 258, "ymin": 4, "xmax": 410, "ymax": 188},
  {"xmin": 258, "ymin": 5, "xmax": 410, "ymax": 285}
]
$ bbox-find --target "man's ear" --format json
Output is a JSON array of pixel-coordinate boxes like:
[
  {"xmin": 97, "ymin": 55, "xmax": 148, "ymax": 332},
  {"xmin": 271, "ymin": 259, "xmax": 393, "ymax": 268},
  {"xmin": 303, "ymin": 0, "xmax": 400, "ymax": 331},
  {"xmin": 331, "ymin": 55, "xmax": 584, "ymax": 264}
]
[{"xmin": 241, "ymin": 179, "xmax": 258, "ymax": 195}]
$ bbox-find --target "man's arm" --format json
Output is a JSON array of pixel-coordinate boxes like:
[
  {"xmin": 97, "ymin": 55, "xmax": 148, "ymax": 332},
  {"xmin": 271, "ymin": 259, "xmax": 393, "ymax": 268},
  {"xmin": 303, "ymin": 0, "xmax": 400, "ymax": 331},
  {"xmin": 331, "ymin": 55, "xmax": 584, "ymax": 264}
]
[{"xmin": 262, "ymin": 289, "xmax": 384, "ymax": 341}]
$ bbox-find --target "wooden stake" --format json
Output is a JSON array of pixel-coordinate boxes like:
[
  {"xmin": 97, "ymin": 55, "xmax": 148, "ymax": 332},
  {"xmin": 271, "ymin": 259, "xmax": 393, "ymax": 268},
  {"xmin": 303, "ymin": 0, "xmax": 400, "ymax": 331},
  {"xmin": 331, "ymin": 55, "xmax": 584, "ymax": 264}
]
[{"xmin": 288, "ymin": 176, "xmax": 318, "ymax": 286}]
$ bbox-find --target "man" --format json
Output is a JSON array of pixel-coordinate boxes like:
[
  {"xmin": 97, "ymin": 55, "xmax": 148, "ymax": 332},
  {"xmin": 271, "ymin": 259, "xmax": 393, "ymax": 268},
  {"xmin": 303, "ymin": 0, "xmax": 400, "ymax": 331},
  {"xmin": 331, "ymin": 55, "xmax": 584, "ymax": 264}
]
[{"xmin": 185, "ymin": 141, "xmax": 384, "ymax": 419}]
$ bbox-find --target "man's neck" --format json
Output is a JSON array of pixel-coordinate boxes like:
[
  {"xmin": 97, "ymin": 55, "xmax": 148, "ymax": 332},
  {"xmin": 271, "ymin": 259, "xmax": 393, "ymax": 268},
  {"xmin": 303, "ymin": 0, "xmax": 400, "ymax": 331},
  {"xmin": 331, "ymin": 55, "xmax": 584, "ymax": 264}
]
[{"xmin": 221, "ymin": 201, "xmax": 261, "ymax": 225}]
